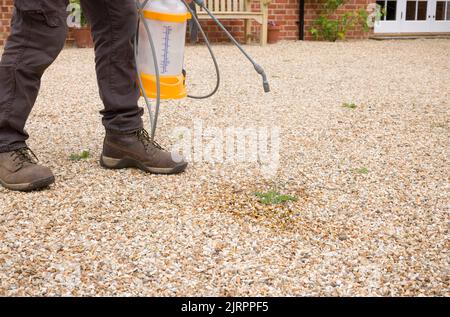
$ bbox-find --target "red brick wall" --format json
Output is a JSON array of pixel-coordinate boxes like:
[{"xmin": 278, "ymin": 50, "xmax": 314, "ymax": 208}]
[
  {"xmin": 0, "ymin": 0, "xmax": 13, "ymax": 46},
  {"xmin": 304, "ymin": 0, "xmax": 374, "ymax": 40},
  {"xmin": 0, "ymin": 0, "xmax": 374, "ymax": 45},
  {"xmin": 191, "ymin": 0, "xmax": 300, "ymax": 43},
  {"xmin": 188, "ymin": 0, "xmax": 373, "ymax": 42},
  {"xmin": 268, "ymin": 0, "xmax": 300, "ymax": 40}
]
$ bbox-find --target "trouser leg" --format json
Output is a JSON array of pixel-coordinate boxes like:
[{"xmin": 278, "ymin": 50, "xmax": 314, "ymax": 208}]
[
  {"xmin": 80, "ymin": 0, "xmax": 143, "ymax": 133},
  {"xmin": 0, "ymin": 0, "xmax": 68, "ymax": 152}
]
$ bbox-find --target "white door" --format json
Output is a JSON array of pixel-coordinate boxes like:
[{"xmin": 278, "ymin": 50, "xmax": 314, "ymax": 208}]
[
  {"xmin": 432, "ymin": 1, "xmax": 450, "ymax": 31},
  {"xmin": 375, "ymin": 0, "xmax": 450, "ymax": 33},
  {"xmin": 402, "ymin": 0, "xmax": 432, "ymax": 32},
  {"xmin": 374, "ymin": 0, "xmax": 402, "ymax": 33}
]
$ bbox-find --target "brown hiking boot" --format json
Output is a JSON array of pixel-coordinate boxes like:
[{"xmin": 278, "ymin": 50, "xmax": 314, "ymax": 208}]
[
  {"xmin": 0, "ymin": 147, "xmax": 55, "ymax": 191},
  {"xmin": 100, "ymin": 129, "xmax": 188, "ymax": 174}
]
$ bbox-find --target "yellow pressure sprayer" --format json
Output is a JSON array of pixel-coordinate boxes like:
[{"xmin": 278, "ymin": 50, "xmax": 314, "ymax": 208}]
[{"xmin": 134, "ymin": 0, "xmax": 270, "ymax": 140}]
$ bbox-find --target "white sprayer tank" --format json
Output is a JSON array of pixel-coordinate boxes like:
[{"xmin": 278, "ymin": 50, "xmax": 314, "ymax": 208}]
[{"xmin": 137, "ymin": 0, "xmax": 190, "ymax": 99}]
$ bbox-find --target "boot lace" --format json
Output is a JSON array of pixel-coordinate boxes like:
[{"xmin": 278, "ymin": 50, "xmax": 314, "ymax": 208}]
[
  {"xmin": 136, "ymin": 129, "xmax": 164, "ymax": 151},
  {"xmin": 11, "ymin": 147, "xmax": 38, "ymax": 168}
]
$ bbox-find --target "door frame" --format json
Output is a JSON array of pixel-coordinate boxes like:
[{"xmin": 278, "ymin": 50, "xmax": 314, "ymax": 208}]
[
  {"xmin": 374, "ymin": 0, "xmax": 450, "ymax": 33},
  {"xmin": 430, "ymin": 0, "xmax": 450, "ymax": 31}
]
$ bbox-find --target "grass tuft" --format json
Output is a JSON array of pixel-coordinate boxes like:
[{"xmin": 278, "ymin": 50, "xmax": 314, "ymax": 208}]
[
  {"xmin": 255, "ymin": 190, "xmax": 297, "ymax": 205},
  {"xmin": 343, "ymin": 102, "xmax": 357, "ymax": 109},
  {"xmin": 69, "ymin": 150, "xmax": 90, "ymax": 161},
  {"xmin": 353, "ymin": 167, "xmax": 369, "ymax": 174}
]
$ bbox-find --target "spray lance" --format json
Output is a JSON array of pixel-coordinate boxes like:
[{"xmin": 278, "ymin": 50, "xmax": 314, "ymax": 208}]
[{"xmin": 134, "ymin": 0, "xmax": 270, "ymax": 141}]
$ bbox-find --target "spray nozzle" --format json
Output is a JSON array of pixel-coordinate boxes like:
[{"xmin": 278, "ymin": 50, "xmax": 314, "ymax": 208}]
[
  {"xmin": 263, "ymin": 81, "xmax": 270, "ymax": 93},
  {"xmin": 254, "ymin": 63, "xmax": 270, "ymax": 93}
]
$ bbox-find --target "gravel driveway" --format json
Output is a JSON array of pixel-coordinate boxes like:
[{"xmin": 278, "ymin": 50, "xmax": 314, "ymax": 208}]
[{"xmin": 0, "ymin": 39, "xmax": 449, "ymax": 296}]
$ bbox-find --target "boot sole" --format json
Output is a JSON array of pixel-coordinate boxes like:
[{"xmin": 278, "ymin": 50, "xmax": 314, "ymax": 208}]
[
  {"xmin": 0, "ymin": 176, "xmax": 55, "ymax": 192},
  {"xmin": 100, "ymin": 155, "xmax": 187, "ymax": 175}
]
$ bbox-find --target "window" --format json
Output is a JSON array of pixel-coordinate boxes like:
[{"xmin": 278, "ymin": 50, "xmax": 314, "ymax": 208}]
[
  {"xmin": 376, "ymin": 0, "xmax": 386, "ymax": 20},
  {"xmin": 436, "ymin": 1, "xmax": 450, "ymax": 20},
  {"xmin": 386, "ymin": 1, "xmax": 397, "ymax": 20},
  {"xmin": 376, "ymin": 0, "xmax": 398, "ymax": 21},
  {"xmin": 417, "ymin": 1, "xmax": 427, "ymax": 20},
  {"xmin": 406, "ymin": 0, "xmax": 428, "ymax": 21},
  {"xmin": 406, "ymin": 1, "xmax": 417, "ymax": 20},
  {"xmin": 436, "ymin": 1, "xmax": 446, "ymax": 20}
]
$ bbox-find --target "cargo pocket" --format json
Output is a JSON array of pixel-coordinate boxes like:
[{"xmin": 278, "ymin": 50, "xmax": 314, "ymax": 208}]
[
  {"xmin": 15, "ymin": 0, "xmax": 43, "ymax": 11},
  {"xmin": 0, "ymin": 65, "xmax": 16, "ymax": 114},
  {"xmin": 15, "ymin": 0, "xmax": 61, "ymax": 29},
  {"xmin": 42, "ymin": 13, "xmax": 61, "ymax": 28},
  {"xmin": 23, "ymin": 11, "xmax": 61, "ymax": 28}
]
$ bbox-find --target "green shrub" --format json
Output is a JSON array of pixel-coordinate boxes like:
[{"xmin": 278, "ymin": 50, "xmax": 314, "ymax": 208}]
[{"xmin": 310, "ymin": 0, "xmax": 370, "ymax": 41}]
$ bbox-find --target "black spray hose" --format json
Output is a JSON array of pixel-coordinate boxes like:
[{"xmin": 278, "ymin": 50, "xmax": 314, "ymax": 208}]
[
  {"xmin": 135, "ymin": 0, "xmax": 161, "ymax": 141},
  {"xmin": 134, "ymin": 0, "xmax": 270, "ymax": 140},
  {"xmin": 192, "ymin": 0, "xmax": 270, "ymax": 93},
  {"xmin": 181, "ymin": 0, "xmax": 220, "ymax": 99}
]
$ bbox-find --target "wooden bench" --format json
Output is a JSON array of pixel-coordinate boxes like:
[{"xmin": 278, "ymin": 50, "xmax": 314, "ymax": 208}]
[{"xmin": 195, "ymin": 0, "xmax": 270, "ymax": 45}]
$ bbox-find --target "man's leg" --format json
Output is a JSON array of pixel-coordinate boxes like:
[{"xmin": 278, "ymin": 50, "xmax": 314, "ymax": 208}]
[
  {"xmin": 0, "ymin": 0, "xmax": 68, "ymax": 191},
  {"xmin": 80, "ymin": 0, "xmax": 143, "ymax": 133},
  {"xmin": 0, "ymin": 0, "xmax": 68, "ymax": 152},
  {"xmin": 81, "ymin": 0, "xmax": 187, "ymax": 174}
]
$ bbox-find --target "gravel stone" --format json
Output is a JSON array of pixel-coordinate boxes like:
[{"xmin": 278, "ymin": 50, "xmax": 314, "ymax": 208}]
[{"xmin": 0, "ymin": 39, "xmax": 449, "ymax": 296}]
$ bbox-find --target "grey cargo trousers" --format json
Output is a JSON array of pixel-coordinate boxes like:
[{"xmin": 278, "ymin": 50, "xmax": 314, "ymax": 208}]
[{"xmin": 0, "ymin": 0, "xmax": 143, "ymax": 152}]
